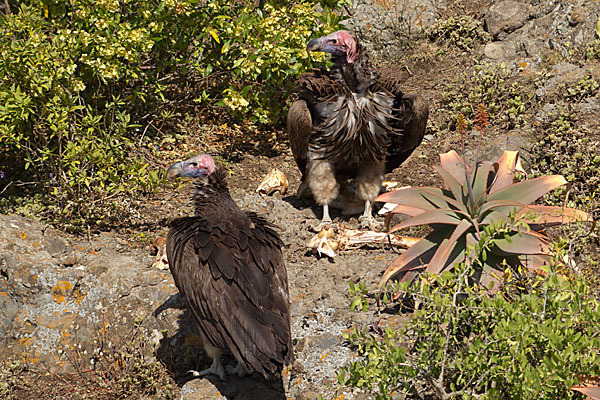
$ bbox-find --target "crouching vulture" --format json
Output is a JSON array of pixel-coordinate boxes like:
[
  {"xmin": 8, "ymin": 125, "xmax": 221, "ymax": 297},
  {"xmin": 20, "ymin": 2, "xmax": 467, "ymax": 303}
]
[
  {"xmin": 165, "ymin": 154, "xmax": 293, "ymax": 379},
  {"xmin": 288, "ymin": 30, "xmax": 429, "ymax": 227}
]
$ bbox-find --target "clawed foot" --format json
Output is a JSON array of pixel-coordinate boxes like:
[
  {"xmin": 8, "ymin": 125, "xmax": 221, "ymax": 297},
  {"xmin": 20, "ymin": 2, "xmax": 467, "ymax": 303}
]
[
  {"xmin": 226, "ymin": 362, "xmax": 249, "ymax": 377},
  {"xmin": 358, "ymin": 214, "xmax": 381, "ymax": 231},
  {"xmin": 357, "ymin": 200, "xmax": 382, "ymax": 230},
  {"xmin": 311, "ymin": 204, "xmax": 337, "ymax": 231},
  {"xmin": 188, "ymin": 359, "xmax": 226, "ymax": 380},
  {"xmin": 357, "ymin": 215, "xmax": 372, "ymax": 230},
  {"xmin": 313, "ymin": 220, "xmax": 338, "ymax": 232}
]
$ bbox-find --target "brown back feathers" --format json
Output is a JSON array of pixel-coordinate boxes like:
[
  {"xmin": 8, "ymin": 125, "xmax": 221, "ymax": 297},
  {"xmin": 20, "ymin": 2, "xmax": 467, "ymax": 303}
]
[{"xmin": 166, "ymin": 167, "xmax": 293, "ymax": 378}]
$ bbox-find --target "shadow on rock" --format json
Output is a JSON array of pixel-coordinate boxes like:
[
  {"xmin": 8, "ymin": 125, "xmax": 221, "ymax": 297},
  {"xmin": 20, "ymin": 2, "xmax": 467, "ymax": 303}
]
[{"xmin": 154, "ymin": 297, "xmax": 287, "ymax": 400}]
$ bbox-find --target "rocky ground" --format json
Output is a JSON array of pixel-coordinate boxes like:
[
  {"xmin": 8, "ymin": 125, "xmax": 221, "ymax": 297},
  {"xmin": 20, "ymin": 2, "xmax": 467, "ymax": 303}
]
[{"xmin": 2, "ymin": 0, "xmax": 600, "ymax": 399}]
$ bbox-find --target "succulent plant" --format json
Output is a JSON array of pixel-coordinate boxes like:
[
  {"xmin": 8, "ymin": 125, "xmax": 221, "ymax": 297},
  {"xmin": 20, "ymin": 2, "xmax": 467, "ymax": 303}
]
[{"xmin": 376, "ymin": 150, "xmax": 593, "ymax": 288}]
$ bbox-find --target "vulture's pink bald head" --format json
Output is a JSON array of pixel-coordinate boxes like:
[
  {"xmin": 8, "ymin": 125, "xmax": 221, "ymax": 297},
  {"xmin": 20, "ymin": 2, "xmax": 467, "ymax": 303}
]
[
  {"xmin": 166, "ymin": 153, "xmax": 216, "ymax": 179},
  {"xmin": 306, "ymin": 30, "xmax": 358, "ymax": 64}
]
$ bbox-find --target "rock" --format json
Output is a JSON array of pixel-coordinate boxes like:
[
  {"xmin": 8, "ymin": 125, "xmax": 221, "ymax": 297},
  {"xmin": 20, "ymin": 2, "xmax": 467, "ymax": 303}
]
[
  {"xmin": 345, "ymin": 0, "xmax": 447, "ymax": 58},
  {"xmin": 484, "ymin": 1, "xmax": 532, "ymax": 40},
  {"xmin": 481, "ymin": 0, "xmax": 599, "ymax": 68},
  {"xmin": 296, "ymin": 391, "xmax": 319, "ymax": 400},
  {"xmin": 0, "ymin": 214, "xmax": 180, "ymax": 372},
  {"xmin": 536, "ymin": 103, "xmax": 563, "ymax": 123},
  {"xmin": 577, "ymin": 96, "xmax": 600, "ymax": 115},
  {"xmin": 180, "ymin": 379, "xmax": 226, "ymax": 400},
  {"xmin": 483, "ymin": 42, "xmax": 506, "ymax": 60},
  {"xmin": 293, "ymin": 359, "xmax": 305, "ymax": 373},
  {"xmin": 535, "ymin": 62, "xmax": 585, "ymax": 97},
  {"xmin": 0, "ymin": 177, "xmax": 396, "ymax": 398}
]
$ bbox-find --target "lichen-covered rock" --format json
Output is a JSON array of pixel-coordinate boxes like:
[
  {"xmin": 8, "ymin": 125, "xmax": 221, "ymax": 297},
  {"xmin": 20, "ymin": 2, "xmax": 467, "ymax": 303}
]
[
  {"xmin": 0, "ymin": 214, "xmax": 179, "ymax": 370},
  {"xmin": 482, "ymin": 0, "xmax": 599, "ymax": 69},
  {"xmin": 345, "ymin": 0, "xmax": 447, "ymax": 58},
  {"xmin": 0, "ymin": 195, "xmax": 393, "ymax": 398},
  {"xmin": 180, "ymin": 379, "xmax": 226, "ymax": 400}
]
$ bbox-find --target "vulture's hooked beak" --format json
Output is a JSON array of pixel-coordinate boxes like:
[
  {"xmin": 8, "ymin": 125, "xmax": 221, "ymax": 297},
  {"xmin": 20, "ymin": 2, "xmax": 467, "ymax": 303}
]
[
  {"xmin": 306, "ymin": 37, "xmax": 323, "ymax": 54},
  {"xmin": 166, "ymin": 161, "xmax": 184, "ymax": 179}
]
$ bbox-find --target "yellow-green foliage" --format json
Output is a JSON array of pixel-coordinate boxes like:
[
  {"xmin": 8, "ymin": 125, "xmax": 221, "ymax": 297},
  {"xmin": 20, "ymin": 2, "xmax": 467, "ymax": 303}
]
[
  {"xmin": 340, "ymin": 244, "xmax": 600, "ymax": 400},
  {"xmin": 428, "ymin": 15, "xmax": 490, "ymax": 51},
  {"xmin": 530, "ymin": 111, "xmax": 600, "ymax": 269},
  {"xmin": 440, "ymin": 62, "xmax": 530, "ymax": 130},
  {"xmin": 200, "ymin": 1, "xmax": 339, "ymax": 123},
  {"xmin": 0, "ymin": 0, "xmax": 345, "ymax": 229}
]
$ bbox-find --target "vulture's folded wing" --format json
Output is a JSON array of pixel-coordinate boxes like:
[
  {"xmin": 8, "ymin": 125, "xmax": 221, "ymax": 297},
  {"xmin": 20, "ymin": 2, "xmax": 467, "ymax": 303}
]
[
  {"xmin": 376, "ymin": 64, "xmax": 407, "ymax": 96},
  {"xmin": 166, "ymin": 216, "xmax": 292, "ymax": 378},
  {"xmin": 287, "ymin": 99, "xmax": 312, "ymax": 179},
  {"xmin": 385, "ymin": 93, "xmax": 429, "ymax": 173}
]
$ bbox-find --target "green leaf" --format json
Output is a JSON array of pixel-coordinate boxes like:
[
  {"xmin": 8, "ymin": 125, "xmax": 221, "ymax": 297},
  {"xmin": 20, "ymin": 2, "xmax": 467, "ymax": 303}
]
[
  {"xmin": 479, "ymin": 199, "xmax": 525, "ymax": 216},
  {"xmin": 433, "ymin": 164, "xmax": 466, "ymax": 204},
  {"xmin": 439, "ymin": 150, "xmax": 466, "ymax": 183},
  {"xmin": 208, "ymin": 29, "xmax": 220, "ymax": 43},
  {"xmin": 515, "ymin": 205, "xmax": 592, "ymax": 226},
  {"xmin": 380, "ymin": 226, "xmax": 453, "ymax": 286},
  {"xmin": 377, "ymin": 187, "xmax": 466, "ymax": 214},
  {"xmin": 492, "ymin": 230, "xmax": 550, "ymax": 256},
  {"xmin": 572, "ymin": 386, "xmax": 600, "ymax": 399},
  {"xmin": 471, "ymin": 160, "xmax": 494, "ymax": 205},
  {"xmin": 221, "ymin": 41, "xmax": 230, "ymax": 54}
]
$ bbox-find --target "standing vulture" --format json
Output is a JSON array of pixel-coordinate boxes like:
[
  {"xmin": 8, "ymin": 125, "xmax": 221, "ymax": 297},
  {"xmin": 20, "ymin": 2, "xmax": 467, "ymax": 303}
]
[
  {"xmin": 288, "ymin": 30, "xmax": 429, "ymax": 227},
  {"xmin": 165, "ymin": 154, "xmax": 293, "ymax": 379}
]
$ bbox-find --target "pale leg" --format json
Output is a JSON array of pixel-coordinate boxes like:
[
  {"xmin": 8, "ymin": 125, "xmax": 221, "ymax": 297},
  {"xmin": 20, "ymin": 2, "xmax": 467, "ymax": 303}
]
[
  {"xmin": 355, "ymin": 161, "xmax": 384, "ymax": 229},
  {"xmin": 307, "ymin": 158, "xmax": 339, "ymax": 228},
  {"xmin": 188, "ymin": 336, "xmax": 226, "ymax": 380}
]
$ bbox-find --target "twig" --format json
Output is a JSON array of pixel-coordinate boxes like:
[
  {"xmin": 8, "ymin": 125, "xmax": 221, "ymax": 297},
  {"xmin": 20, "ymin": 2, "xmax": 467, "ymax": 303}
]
[
  {"xmin": 138, "ymin": 123, "xmax": 150, "ymax": 146},
  {"xmin": 0, "ymin": 181, "xmax": 12, "ymax": 196},
  {"xmin": 1, "ymin": 180, "xmax": 38, "ymax": 196}
]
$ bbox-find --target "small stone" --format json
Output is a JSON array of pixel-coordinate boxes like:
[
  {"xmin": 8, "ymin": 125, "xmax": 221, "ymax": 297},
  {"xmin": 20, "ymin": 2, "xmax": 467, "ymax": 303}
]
[
  {"xmin": 484, "ymin": 42, "xmax": 506, "ymax": 60},
  {"xmin": 484, "ymin": 1, "xmax": 531, "ymax": 39},
  {"xmin": 59, "ymin": 254, "xmax": 78, "ymax": 267},
  {"xmin": 293, "ymin": 359, "xmax": 305, "ymax": 373},
  {"xmin": 301, "ymin": 208, "xmax": 315, "ymax": 218}
]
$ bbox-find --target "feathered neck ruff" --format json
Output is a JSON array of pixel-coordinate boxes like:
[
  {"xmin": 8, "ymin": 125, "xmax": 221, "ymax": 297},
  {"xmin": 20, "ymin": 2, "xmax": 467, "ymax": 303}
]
[
  {"xmin": 331, "ymin": 42, "xmax": 378, "ymax": 95},
  {"xmin": 190, "ymin": 167, "xmax": 236, "ymax": 215}
]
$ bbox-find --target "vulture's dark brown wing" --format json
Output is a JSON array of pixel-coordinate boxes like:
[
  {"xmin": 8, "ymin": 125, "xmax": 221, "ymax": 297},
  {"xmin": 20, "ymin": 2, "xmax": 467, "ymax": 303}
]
[
  {"xmin": 376, "ymin": 66, "xmax": 429, "ymax": 173},
  {"xmin": 166, "ymin": 213, "xmax": 292, "ymax": 378},
  {"xmin": 384, "ymin": 94, "xmax": 429, "ymax": 173},
  {"xmin": 287, "ymin": 99, "xmax": 312, "ymax": 179}
]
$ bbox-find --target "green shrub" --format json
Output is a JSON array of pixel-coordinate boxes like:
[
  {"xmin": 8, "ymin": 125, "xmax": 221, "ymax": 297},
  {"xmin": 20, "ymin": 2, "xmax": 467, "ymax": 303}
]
[
  {"xmin": 529, "ymin": 110, "xmax": 600, "ymax": 271},
  {"xmin": 339, "ymin": 242, "xmax": 600, "ymax": 400},
  {"xmin": 0, "ymin": 1, "xmax": 345, "ymax": 228}
]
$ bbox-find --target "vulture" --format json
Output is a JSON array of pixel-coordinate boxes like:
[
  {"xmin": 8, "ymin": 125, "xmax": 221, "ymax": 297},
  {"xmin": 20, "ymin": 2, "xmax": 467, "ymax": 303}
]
[
  {"xmin": 165, "ymin": 154, "xmax": 293, "ymax": 379},
  {"xmin": 288, "ymin": 30, "xmax": 429, "ymax": 227}
]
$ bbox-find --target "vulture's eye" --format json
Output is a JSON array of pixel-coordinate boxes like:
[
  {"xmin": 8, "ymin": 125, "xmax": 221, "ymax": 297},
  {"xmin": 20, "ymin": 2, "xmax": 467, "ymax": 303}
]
[
  {"xmin": 191, "ymin": 162, "xmax": 198, "ymax": 167},
  {"xmin": 330, "ymin": 39, "xmax": 337, "ymax": 44}
]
